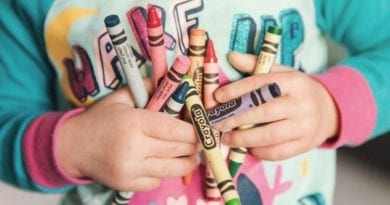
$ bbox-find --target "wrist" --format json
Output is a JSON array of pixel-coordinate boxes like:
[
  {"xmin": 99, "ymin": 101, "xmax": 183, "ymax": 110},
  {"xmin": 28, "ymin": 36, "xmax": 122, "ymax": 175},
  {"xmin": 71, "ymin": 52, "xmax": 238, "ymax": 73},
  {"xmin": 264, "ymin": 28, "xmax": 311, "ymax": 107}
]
[{"xmin": 55, "ymin": 108, "xmax": 91, "ymax": 182}]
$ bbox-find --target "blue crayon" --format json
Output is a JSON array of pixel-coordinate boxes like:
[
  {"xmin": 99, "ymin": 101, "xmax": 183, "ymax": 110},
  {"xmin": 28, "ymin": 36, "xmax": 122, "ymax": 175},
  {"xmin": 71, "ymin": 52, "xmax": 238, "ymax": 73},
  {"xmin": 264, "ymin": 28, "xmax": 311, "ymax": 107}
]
[{"xmin": 164, "ymin": 80, "xmax": 190, "ymax": 117}]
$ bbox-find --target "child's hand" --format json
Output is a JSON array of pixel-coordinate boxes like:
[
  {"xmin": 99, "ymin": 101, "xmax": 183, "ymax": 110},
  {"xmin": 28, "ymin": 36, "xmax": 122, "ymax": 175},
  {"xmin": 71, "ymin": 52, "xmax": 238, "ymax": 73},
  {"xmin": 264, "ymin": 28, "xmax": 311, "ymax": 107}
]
[
  {"xmin": 213, "ymin": 52, "xmax": 339, "ymax": 161},
  {"xmin": 57, "ymin": 79, "xmax": 200, "ymax": 192}
]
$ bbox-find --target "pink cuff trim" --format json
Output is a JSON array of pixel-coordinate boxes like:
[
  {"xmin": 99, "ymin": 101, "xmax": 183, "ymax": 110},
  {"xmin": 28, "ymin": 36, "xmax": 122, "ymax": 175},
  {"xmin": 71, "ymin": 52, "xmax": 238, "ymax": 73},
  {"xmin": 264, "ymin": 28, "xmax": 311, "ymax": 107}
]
[
  {"xmin": 23, "ymin": 108, "xmax": 91, "ymax": 188},
  {"xmin": 313, "ymin": 66, "xmax": 377, "ymax": 148}
]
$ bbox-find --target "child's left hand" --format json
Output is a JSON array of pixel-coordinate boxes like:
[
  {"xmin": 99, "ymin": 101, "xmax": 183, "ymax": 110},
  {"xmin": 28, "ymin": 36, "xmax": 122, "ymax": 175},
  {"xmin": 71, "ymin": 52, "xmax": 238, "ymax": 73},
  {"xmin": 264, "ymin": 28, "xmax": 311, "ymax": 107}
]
[{"xmin": 213, "ymin": 51, "xmax": 339, "ymax": 161}]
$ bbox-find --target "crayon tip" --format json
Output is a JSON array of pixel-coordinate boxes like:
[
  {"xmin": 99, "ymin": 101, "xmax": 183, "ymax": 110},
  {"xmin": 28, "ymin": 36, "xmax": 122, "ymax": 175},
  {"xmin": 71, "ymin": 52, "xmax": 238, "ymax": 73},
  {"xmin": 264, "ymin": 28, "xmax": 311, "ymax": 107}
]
[
  {"xmin": 147, "ymin": 6, "xmax": 161, "ymax": 28},
  {"xmin": 173, "ymin": 55, "xmax": 191, "ymax": 74},
  {"xmin": 183, "ymin": 174, "xmax": 193, "ymax": 186},
  {"xmin": 229, "ymin": 160, "xmax": 241, "ymax": 177},
  {"xmin": 225, "ymin": 198, "xmax": 242, "ymax": 205},
  {"xmin": 182, "ymin": 74, "xmax": 190, "ymax": 80},
  {"xmin": 205, "ymin": 40, "xmax": 218, "ymax": 63},
  {"xmin": 267, "ymin": 26, "xmax": 282, "ymax": 35},
  {"xmin": 104, "ymin": 15, "xmax": 120, "ymax": 27},
  {"xmin": 172, "ymin": 82, "xmax": 189, "ymax": 103},
  {"xmin": 191, "ymin": 28, "xmax": 206, "ymax": 36}
]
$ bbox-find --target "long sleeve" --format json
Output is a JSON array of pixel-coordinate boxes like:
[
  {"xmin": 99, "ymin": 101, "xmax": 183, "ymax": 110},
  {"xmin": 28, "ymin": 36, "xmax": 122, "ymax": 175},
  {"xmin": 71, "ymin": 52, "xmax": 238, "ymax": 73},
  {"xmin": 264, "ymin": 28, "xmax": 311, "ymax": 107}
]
[
  {"xmin": 313, "ymin": 0, "xmax": 390, "ymax": 147},
  {"xmin": 0, "ymin": 0, "xmax": 77, "ymax": 192}
]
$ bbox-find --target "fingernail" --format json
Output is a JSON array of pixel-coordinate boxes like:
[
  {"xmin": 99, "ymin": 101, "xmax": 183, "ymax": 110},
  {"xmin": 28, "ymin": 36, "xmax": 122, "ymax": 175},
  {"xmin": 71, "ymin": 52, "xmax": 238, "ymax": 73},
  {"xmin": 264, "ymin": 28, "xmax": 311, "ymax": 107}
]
[
  {"xmin": 227, "ymin": 51, "xmax": 235, "ymax": 63},
  {"xmin": 213, "ymin": 90, "xmax": 224, "ymax": 102}
]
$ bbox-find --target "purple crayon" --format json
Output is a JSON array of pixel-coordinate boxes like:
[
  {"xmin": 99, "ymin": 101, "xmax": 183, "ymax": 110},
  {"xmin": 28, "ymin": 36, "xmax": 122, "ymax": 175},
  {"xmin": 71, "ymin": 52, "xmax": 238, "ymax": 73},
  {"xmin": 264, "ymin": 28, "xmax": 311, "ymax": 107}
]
[
  {"xmin": 146, "ymin": 55, "xmax": 191, "ymax": 112},
  {"xmin": 148, "ymin": 6, "xmax": 168, "ymax": 87},
  {"xmin": 207, "ymin": 83, "xmax": 281, "ymax": 126}
]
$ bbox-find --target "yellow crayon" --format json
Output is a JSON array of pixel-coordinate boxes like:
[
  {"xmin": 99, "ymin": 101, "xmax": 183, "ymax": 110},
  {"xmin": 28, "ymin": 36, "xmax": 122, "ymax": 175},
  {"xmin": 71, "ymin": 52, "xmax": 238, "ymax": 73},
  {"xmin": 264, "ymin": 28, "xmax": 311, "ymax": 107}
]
[
  {"xmin": 254, "ymin": 26, "xmax": 282, "ymax": 74},
  {"xmin": 184, "ymin": 78, "xmax": 241, "ymax": 205},
  {"xmin": 183, "ymin": 28, "xmax": 207, "ymax": 185},
  {"xmin": 229, "ymin": 26, "xmax": 282, "ymax": 177},
  {"xmin": 188, "ymin": 28, "xmax": 207, "ymax": 96}
]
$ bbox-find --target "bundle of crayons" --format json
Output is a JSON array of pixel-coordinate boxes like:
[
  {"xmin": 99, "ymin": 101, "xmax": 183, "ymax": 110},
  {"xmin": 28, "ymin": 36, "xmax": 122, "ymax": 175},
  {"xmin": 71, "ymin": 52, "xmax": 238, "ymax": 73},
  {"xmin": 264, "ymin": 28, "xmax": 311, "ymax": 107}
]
[{"xmin": 104, "ymin": 5, "xmax": 282, "ymax": 205}]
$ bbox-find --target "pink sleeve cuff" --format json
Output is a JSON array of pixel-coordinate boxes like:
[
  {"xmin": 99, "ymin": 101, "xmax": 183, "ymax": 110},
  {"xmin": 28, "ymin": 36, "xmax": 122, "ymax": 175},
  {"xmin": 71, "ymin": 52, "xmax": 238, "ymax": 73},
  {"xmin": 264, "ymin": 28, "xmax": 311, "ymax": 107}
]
[
  {"xmin": 23, "ymin": 108, "xmax": 92, "ymax": 188},
  {"xmin": 313, "ymin": 66, "xmax": 377, "ymax": 149}
]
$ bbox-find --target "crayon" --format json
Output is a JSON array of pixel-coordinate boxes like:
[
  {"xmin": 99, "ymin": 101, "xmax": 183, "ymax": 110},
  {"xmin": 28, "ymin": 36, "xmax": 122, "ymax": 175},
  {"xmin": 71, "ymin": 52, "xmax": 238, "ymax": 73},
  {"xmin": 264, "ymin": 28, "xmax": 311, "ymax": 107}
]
[
  {"xmin": 105, "ymin": 14, "xmax": 149, "ymax": 109},
  {"xmin": 229, "ymin": 26, "xmax": 282, "ymax": 176},
  {"xmin": 146, "ymin": 55, "xmax": 191, "ymax": 112},
  {"xmin": 147, "ymin": 6, "xmax": 168, "ymax": 87},
  {"xmin": 111, "ymin": 191, "xmax": 134, "ymax": 205},
  {"xmin": 184, "ymin": 78, "xmax": 241, "ymax": 205},
  {"xmin": 203, "ymin": 40, "xmax": 222, "ymax": 201},
  {"xmin": 183, "ymin": 28, "xmax": 207, "ymax": 185},
  {"xmin": 188, "ymin": 28, "xmax": 207, "ymax": 97},
  {"xmin": 254, "ymin": 26, "xmax": 282, "ymax": 74},
  {"xmin": 105, "ymin": 14, "xmax": 148, "ymax": 204},
  {"xmin": 163, "ymin": 80, "xmax": 190, "ymax": 117},
  {"xmin": 207, "ymin": 83, "xmax": 281, "ymax": 125}
]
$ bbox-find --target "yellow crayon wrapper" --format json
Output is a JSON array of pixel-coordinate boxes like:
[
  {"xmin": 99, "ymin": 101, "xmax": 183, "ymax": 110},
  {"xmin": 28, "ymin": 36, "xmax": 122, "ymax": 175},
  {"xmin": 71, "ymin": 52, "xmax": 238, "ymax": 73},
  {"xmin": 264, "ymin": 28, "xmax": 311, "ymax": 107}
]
[
  {"xmin": 188, "ymin": 29, "xmax": 207, "ymax": 96},
  {"xmin": 184, "ymin": 78, "xmax": 241, "ymax": 204},
  {"xmin": 254, "ymin": 29, "xmax": 282, "ymax": 74}
]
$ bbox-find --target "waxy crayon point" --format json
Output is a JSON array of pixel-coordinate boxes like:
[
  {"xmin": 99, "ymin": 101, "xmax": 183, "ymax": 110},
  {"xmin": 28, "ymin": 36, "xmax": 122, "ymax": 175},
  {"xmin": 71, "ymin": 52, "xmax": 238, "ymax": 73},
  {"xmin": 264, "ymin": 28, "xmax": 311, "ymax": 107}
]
[
  {"xmin": 268, "ymin": 26, "xmax": 283, "ymax": 35},
  {"xmin": 229, "ymin": 160, "xmax": 241, "ymax": 177},
  {"xmin": 205, "ymin": 40, "xmax": 218, "ymax": 63},
  {"xmin": 147, "ymin": 6, "xmax": 161, "ymax": 28},
  {"xmin": 173, "ymin": 82, "xmax": 189, "ymax": 103},
  {"xmin": 191, "ymin": 28, "xmax": 206, "ymax": 36},
  {"xmin": 104, "ymin": 15, "xmax": 120, "ymax": 27},
  {"xmin": 225, "ymin": 198, "xmax": 242, "ymax": 205}
]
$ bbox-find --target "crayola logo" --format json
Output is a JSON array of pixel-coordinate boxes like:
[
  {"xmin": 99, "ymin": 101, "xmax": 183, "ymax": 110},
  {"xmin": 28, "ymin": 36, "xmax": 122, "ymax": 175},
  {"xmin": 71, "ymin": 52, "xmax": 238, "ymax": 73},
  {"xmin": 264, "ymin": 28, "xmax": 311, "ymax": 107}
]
[
  {"xmin": 193, "ymin": 66, "xmax": 203, "ymax": 92},
  {"xmin": 191, "ymin": 104, "xmax": 216, "ymax": 149},
  {"xmin": 207, "ymin": 98, "xmax": 242, "ymax": 121}
]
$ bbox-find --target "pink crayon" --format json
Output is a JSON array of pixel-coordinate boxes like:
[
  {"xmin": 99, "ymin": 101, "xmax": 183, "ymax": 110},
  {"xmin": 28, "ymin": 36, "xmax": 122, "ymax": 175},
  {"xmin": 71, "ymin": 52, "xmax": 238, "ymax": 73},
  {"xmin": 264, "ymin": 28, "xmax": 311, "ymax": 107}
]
[
  {"xmin": 203, "ymin": 40, "xmax": 222, "ymax": 201},
  {"xmin": 146, "ymin": 55, "xmax": 191, "ymax": 112},
  {"xmin": 148, "ymin": 6, "xmax": 168, "ymax": 87}
]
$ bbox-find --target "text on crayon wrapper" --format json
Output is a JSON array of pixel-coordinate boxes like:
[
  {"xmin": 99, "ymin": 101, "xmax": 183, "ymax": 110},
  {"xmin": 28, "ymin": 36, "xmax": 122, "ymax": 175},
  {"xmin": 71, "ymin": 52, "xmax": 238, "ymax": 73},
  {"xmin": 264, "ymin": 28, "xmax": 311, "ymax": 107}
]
[
  {"xmin": 208, "ymin": 98, "xmax": 241, "ymax": 121},
  {"xmin": 191, "ymin": 104, "xmax": 217, "ymax": 149}
]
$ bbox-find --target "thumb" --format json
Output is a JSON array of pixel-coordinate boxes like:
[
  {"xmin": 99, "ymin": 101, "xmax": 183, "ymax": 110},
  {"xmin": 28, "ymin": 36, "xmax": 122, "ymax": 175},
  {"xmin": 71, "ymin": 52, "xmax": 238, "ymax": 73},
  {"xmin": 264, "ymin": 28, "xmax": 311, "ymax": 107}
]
[
  {"xmin": 227, "ymin": 51, "xmax": 257, "ymax": 74},
  {"xmin": 97, "ymin": 77, "xmax": 154, "ymax": 107},
  {"xmin": 228, "ymin": 51, "xmax": 291, "ymax": 74}
]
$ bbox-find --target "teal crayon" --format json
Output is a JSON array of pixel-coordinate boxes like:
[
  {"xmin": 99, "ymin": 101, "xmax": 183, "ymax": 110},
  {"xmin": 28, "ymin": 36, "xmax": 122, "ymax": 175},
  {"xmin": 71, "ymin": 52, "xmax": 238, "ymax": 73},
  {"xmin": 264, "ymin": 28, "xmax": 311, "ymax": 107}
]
[{"xmin": 163, "ymin": 79, "xmax": 189, "ymax": 117}]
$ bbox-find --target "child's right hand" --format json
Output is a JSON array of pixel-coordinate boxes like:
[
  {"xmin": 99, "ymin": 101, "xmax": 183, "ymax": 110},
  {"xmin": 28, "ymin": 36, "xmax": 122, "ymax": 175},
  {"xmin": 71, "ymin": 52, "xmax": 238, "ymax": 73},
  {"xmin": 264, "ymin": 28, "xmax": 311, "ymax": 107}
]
[{"xmin": 56, "ymin": 80, "xmax": 200, "ymax": 192}]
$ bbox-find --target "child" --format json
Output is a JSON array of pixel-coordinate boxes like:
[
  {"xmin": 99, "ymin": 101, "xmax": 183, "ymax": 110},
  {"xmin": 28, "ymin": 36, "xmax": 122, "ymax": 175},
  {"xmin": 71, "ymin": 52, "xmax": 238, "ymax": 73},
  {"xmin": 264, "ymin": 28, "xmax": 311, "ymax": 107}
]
[{"xmin": 1, "ymin": 0, "xmax": 389, "ymax": 205}]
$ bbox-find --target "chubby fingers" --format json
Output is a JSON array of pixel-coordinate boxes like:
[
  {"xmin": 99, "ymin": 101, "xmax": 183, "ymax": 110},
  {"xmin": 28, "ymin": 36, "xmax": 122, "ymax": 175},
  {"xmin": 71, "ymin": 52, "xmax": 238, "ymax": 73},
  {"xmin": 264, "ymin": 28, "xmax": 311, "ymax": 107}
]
[
  {"xmin": 213, "ymin": 97, "xmax": 291, "ymax": 132},
  {"xmin": 227, "ymin": 51, "xmax": 290, "ymax": 74},
  {"xmin": 140, "ymin": 110, "xmax": 198, "ymax": 144},
  {"xmin": 220, "ymin": 120, "xmax": 300, "ymax": 148},
  {"xmin": 249, "ymin": 139, "xmax": 310, "ymax": 161},
  {"xmin": 143, "ymin": 155, "xmax": 199, "ymax": 178},
  {"xmin": 147, "ymin": 137, "xmax": 201, "ymax": 158}
]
